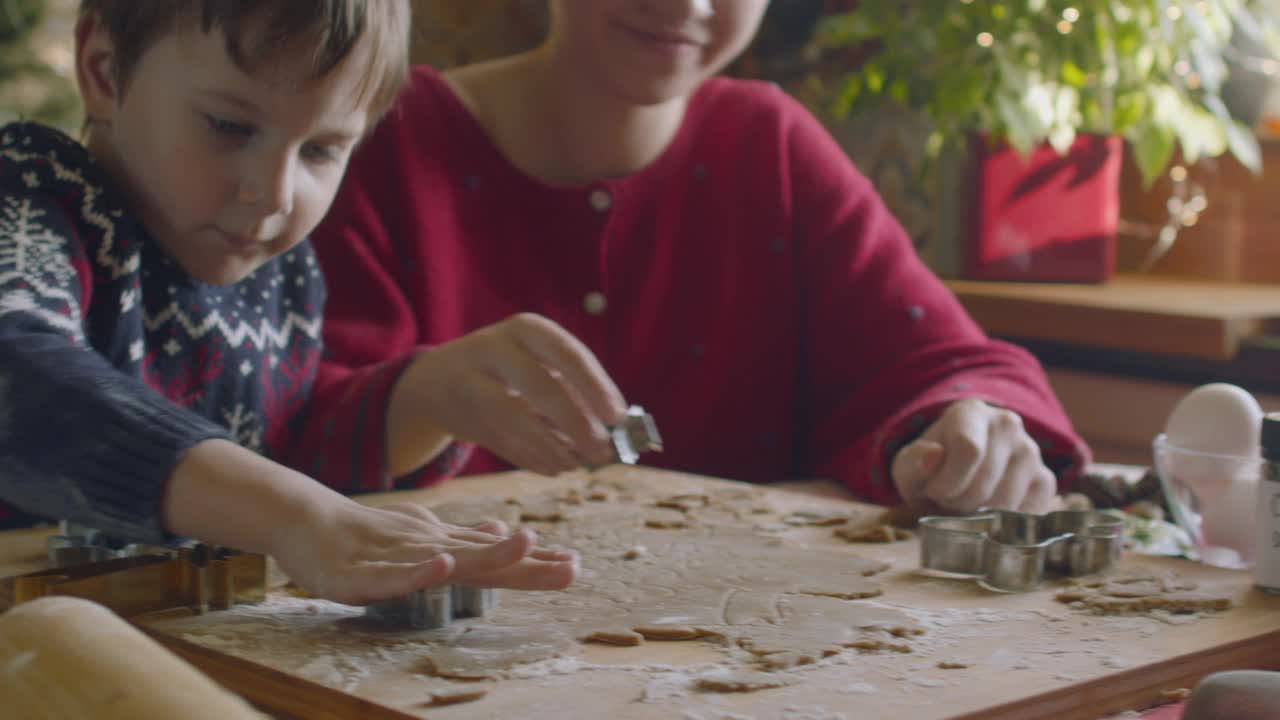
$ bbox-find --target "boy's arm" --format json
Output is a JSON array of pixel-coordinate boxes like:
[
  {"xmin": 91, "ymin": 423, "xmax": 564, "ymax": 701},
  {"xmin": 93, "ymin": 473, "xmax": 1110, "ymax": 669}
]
[
  {"xmin": 0, "ymin": 190, "xmax": 230, "ymax": 541},
  {"xmin": 778, "ymin": 93, "xmax": 1089, "ymax": 505}
]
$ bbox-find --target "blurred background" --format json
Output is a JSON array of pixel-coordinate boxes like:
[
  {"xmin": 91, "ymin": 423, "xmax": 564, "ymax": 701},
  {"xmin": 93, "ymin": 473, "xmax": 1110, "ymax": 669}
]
[{"xmin": 9, "ymin": 0, "xmax": 1280, "ymax": 464}]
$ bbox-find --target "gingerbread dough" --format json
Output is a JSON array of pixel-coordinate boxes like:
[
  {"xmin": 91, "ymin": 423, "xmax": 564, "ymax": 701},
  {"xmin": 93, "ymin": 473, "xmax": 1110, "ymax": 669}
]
[
  {"xmin": 156, "ymin": 480, "xmax": 925, "ymax": 690},
  {"xmin": 430, "ymin": 486, "xmax": 919, "ymax": 673},
  {"xmin": 1055, "ymin": 569, "xmax": 1233, "ymax": 615}
]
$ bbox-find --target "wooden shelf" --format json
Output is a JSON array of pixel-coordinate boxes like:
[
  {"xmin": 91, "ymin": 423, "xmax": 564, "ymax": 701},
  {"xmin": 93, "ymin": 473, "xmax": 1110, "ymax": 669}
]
[{"xmin": 947, "ymin": 275, "xmax": 1280, "ymax": 360}]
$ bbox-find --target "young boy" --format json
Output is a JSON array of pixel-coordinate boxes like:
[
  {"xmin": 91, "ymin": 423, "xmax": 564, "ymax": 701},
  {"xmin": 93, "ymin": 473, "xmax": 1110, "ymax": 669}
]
[
  {"xmin": 303, "ymin": 0, "xmax": 1090, "ymax": 512},
  {"xmin": 0, "ymin": 0, "xmax": 578, "ymax": 604}
]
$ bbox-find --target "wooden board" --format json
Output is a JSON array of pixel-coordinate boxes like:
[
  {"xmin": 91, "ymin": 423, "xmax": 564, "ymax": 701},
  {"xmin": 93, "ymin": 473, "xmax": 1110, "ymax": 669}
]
[
  {"xmin": 947, "ymin": 275, "xmax": 1280, "ymax": 360},
  {"xmin": 4, "ymin": 467, "xmax": 1279, "ymax": 719},
  {"xmin": 111, "ymin": 467, "xmax": 1280, "ymax": 720}
]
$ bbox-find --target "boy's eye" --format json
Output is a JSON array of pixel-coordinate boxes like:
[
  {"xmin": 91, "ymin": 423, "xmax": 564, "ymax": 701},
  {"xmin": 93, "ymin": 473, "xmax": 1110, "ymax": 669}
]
[
  {"xmin": 300, "ymin": 142, "xmax": 340, "ymax": 164},
  {"xmin": 203, "ymin": 113, "xmax": 254, "ymax": 137}
]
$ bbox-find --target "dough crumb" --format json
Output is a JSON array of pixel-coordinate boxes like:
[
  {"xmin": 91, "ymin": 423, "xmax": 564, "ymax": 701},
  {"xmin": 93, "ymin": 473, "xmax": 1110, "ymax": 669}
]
[
  {"xmin": 636, "ymin": 625, "xmax": 705, "ymax": 641},
  {"xmin": 696, "ymin": 670, "xmax": 794, "ymax": 693},
  {"xmin": 656, "ymin": 493, "xmax": 709, "ymax": 512},
  {"xmin": 833, "ymin": 523, "xmax": 914, "ymax": 543},
  {"xmin": 782, "ymin": 509, "xmax": 851, "ymax": 527},
  {"xmin": 419, "ymin": 687, "xmax": 488, "ymax": 707},
  {"xmin": 757, "ymin": 651, "xmax": 816, "ymax": 671},
  {"xmin": 581, "ymin": 630, "xmax": 644, "ymax": 646},
  {"xmin": 644, "ymin": 509, "xmax": 691, "ymax": 529},
  {"xmin": 796, "ymin": 587, "xmax": 883, "ymax": 600},
  {"xmin": 623, "ymin": 546, "xmax": 649, "ymax": 560}
]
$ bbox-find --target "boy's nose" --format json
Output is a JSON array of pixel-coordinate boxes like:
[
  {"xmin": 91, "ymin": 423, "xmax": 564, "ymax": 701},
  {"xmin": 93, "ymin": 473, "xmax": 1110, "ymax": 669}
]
[{"xmin": 237, "ymin": 155, "xmax": 295, "ymax": 218}]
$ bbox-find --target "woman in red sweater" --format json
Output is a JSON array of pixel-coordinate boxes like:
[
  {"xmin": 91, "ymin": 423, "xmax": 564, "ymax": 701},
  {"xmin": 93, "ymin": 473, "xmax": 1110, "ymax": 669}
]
[{"xmin": 300, "ymin": 0, "xmax": 1091, "ymax": 513}]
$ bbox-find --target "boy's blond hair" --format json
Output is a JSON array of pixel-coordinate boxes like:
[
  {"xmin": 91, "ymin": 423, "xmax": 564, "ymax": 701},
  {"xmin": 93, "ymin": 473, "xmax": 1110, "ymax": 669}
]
[{"xmin": 78, "ymin": 0, "xmax": 410, "ymax": 121}]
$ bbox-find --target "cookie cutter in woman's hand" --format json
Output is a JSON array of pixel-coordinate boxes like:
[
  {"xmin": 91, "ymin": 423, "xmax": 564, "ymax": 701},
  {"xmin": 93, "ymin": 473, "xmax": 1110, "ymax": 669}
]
[
  {"xmin": 610, "ymin": 405, "xmax": 662, "ymax": 465},
  {"xmin": 918, "ymin": 509, "xmax": 1125, "ymax": 592}
]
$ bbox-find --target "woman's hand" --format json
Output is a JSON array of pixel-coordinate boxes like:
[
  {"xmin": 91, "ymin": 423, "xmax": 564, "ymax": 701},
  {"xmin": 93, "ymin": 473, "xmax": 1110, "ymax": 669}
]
[
  {"xmin": 890, "ymin": 399, "xmax": 1056, "ymax": 514},
  {"xmin": 390, "ymin": 313, "xmax": 627, "ymax": 476}
]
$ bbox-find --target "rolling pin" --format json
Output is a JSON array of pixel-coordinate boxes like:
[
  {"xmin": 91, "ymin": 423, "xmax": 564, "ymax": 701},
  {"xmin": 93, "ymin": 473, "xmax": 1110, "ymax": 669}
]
[{"xmin": 0, "ymin": 596, "xmax": 261, "ymax": 719}]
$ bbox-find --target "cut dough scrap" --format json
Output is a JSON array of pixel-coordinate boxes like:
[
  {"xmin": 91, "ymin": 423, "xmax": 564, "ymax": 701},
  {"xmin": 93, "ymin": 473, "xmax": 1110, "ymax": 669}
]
[
  {"xmin": 655, "ymin": 493, "xmax": 710, "ymax": 512},
  {"xmin": 732, "ymin": 594, "xmax": 922, "ymax": 669},
  {"xmin": 794, "ymin": 584, "xmax": 883, "ymax": 600},
  {"xmin": 636, "ymin": 625, "xmax": 711, "ymax": 641},
  {"xmin": 420, "ymin": 687, "xmax": 489, "ymax": 707},
  {"xmin": 695, "ymin": 670, "xmax": 795, "ymax": 693},
  {"xmin": 580, "ymin": 630, "xmax": 644, "ymax": 646},
  {"xmin": 703, "ymin": 488, "xmax": 780, "ymax": 518},
  {"xmin": 644, "ymin": 508, "xmax": 692, "ymax": 529},
  {"xmin": 781, "ymin": 509, "xmax": 852, "ymax": 527},
  {"xmin": 1055, "ymin": 568, "xmax": 1232, "ymax": 615},
  {"xmin": 834, "ymin": 522, "xmax": 915, "ymax": 544},
  {"xmin": 1059, "ymin": 593, "xmax": 1232, "ymax": 615},
  {"xmin": 419, "ymin": 625, "xmax": 580, "ymax": 679}
]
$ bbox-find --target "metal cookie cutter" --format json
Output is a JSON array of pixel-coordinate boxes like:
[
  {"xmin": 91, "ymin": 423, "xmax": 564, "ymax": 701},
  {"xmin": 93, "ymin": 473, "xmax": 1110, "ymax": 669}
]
[
  {"xmin": 364, "ymin": 586, "xmax": 498, "ymax": 630},
  {"xmin": 610, "ymin": 405, "xmax": 663, "ymax": 465},
  {"xmin": 5, "ymin": 537, "xmax": 266, "ymax": 617},
  {"xmin": 919, "ymin": 509, "xmax": 1125, "ymax": 592}
]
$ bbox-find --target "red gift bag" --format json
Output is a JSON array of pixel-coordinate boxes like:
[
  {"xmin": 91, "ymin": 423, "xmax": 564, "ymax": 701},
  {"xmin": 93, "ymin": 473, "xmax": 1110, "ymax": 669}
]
[{"xmin": 964, "ymin": 133, "xmax": 1122, "ymax": 283}]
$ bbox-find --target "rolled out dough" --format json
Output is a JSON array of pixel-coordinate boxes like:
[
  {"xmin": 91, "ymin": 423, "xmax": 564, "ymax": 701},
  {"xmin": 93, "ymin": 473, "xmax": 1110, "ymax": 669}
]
[{"xmin": 416, "ymin": 481, "xmax": 923, "ymax": 677}]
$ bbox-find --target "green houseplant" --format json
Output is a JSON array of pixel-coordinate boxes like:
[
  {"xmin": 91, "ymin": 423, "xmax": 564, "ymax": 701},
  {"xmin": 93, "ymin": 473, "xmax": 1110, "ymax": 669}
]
[
  {"xmin": 0, "ymin": 0, "xmax": 80, "ymax": 131},
  {"xmin": 818, "ymin": 0, "xmax": 1276, "ymax": 188}
]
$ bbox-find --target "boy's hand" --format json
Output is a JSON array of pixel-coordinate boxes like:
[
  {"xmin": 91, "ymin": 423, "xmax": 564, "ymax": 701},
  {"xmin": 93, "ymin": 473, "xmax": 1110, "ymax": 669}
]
[
  {"xmin": 269, "ymin": 499, "xmax": 579, "ymax": 605},
  {"xmin": 890, "ymin": 399, "xmax": 1056, "ymax": 514},
  {"xmin": 398, "ymin": 313, "xmax": 627, "ymax": 476}
]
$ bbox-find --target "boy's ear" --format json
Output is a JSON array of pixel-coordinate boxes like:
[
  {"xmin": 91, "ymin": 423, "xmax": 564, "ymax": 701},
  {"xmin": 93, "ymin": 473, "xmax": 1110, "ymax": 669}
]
[{"xmin": 74, "ymin": 11, "xmax": 120, "ymax": 123}]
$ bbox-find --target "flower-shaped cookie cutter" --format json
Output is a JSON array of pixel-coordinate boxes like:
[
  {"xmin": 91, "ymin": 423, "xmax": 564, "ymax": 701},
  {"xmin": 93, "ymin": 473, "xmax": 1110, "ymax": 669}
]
[{"xmin": 919, "ymin": 509, "xmax": 1125, "ymax": 592}]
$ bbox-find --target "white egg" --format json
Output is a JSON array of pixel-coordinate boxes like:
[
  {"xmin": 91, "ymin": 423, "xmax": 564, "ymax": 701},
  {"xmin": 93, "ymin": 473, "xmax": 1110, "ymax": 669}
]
[
  {"xmin": 1165, "ymin": 383, "xmax": 1263, "ymax": 456},
  {"xmin": 1162, "ymin": 383, "xmax": 1263, "ymax": 506}
]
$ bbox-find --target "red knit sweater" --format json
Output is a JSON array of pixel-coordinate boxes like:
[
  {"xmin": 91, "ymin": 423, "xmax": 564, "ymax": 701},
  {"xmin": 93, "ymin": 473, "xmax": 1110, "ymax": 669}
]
[{"xmin": 298, "ymin": 66, "xmax": 1090, "ymax": 503}]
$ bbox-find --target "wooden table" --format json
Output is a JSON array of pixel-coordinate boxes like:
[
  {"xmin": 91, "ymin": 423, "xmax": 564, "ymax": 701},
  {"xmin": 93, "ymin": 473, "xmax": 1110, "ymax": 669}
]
[{"xmin": 3, "ymin": 466, "xmax": 1279, "ymax": 720}]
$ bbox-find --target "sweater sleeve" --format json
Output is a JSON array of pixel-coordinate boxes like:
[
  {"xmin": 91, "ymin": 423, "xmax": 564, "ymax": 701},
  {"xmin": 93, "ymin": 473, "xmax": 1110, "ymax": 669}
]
[
  {"xmin": 780, "ymin": 96, "xmax": 1090, "ymax": 504},
  {"xmin": 0, "ymin": 189, "xmax": 229, "ymax": 542},
  {"xmin": 288, "ymin": 130, "xmax": 472, "ymax": 493}
]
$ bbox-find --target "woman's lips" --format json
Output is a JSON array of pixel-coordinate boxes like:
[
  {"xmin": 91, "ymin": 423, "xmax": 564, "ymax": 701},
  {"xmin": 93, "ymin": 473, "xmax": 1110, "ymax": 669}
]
[{"xmin": 615, "ymin": 21, "xmax": 704, "ymax": 57}]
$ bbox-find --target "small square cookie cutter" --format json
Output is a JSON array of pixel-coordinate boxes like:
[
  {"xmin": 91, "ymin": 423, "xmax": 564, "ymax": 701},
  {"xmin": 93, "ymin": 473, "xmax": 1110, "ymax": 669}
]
[
  {"xmin": 365, "ymin": 586, "xmax": 498, "ymax": 629},
  {"xmin": 611, "ymin": 405, "xmax": 662, "ymax": 465},
  {"xmin": 919, "ymin": 509, "xmax": 1125, "ymax": 592}
]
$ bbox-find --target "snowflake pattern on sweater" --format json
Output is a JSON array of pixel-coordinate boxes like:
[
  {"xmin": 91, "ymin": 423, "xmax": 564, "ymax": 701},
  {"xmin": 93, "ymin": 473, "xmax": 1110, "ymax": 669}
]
[{"xmin": 0, "ymin": 122, "xmax": 324, "ymax": 534}]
